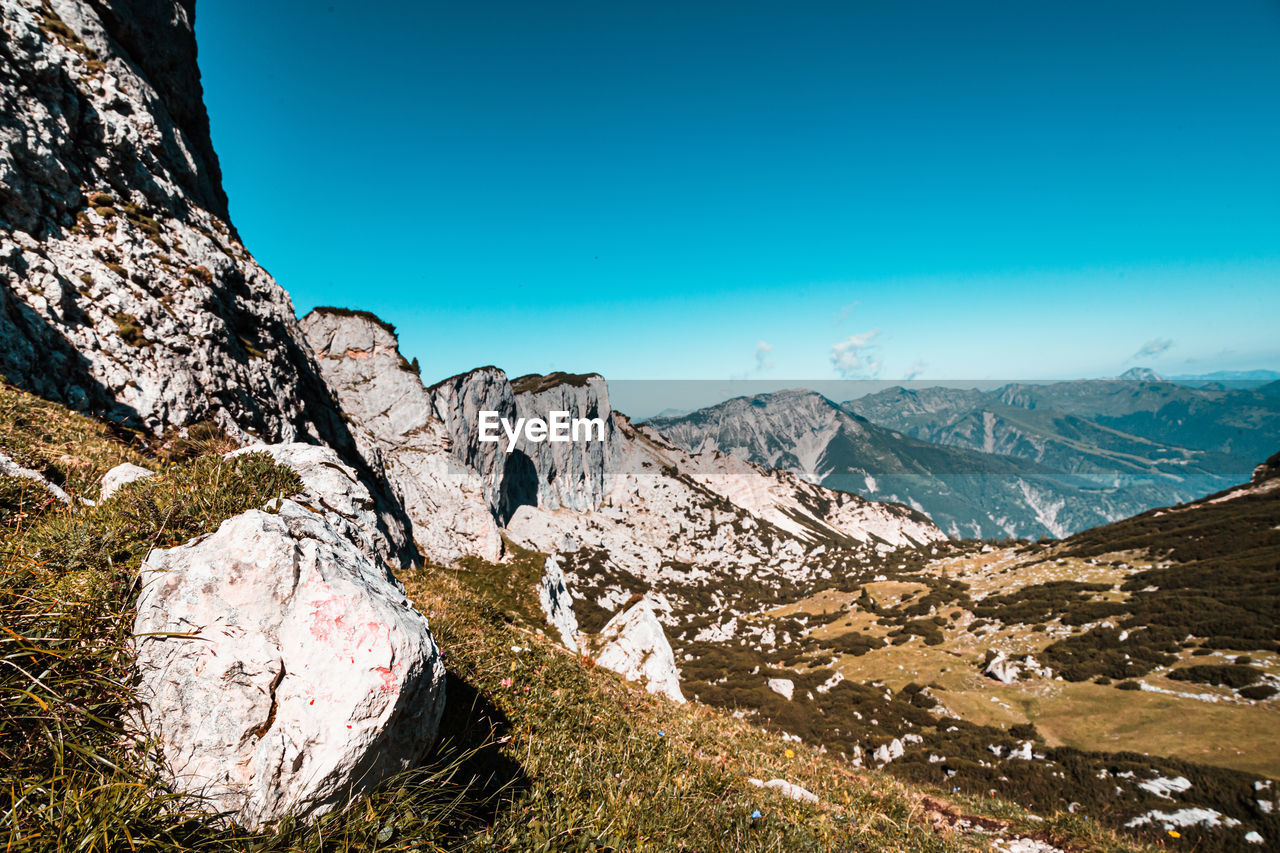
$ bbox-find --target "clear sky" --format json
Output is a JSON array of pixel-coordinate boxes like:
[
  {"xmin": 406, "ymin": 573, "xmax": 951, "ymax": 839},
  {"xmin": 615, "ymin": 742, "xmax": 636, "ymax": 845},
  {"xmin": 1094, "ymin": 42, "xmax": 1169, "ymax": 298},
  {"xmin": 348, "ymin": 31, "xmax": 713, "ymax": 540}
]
[{"xmin": 195, "ymin": 1, "xmax": 1280, "ymax": 384}]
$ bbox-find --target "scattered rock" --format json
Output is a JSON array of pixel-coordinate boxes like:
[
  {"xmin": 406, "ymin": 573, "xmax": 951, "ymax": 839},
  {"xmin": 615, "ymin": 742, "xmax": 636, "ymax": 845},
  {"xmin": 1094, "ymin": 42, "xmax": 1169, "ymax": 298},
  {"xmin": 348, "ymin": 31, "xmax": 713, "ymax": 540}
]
[
  {"xmin": 99, "ymin": 462, "xmax": 153, "ymax": 500},
  {"xmin": 984, "ymin": 650, "xmax": 1052, "ymax": 683},
  {"xmin": 874, "ymin": 738, "xmax": 906, "ymax": 765},
  {"xmin": 767, "ymin": 678, "xmax": 795, "ymax": 700},
  {"xmin": 593, "ymin": 599, "xmax": 684, "ymax": 703},
  {"xmin": 0, "ymin": 449, "xmax": 71, "ymax": 503},
  {"xmin": 748, "ymin": 777, "xmax": 819, "ymax": 804}
]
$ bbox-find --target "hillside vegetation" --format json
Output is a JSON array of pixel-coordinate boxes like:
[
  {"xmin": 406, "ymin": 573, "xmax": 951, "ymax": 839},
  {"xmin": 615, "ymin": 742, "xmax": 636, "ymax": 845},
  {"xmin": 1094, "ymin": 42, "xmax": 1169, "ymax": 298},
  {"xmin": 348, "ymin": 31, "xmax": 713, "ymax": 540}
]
[{"xmin": 0, "ymin": 384, "xmax": 1147, "ymax": 851}]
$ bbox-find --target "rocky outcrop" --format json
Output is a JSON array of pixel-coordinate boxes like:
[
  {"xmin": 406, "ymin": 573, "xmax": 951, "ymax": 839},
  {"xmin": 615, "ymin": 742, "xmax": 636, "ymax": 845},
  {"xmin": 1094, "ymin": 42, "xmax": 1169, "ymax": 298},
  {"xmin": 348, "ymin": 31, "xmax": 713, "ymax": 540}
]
[
  {"xmin": 225, "ymin": 443, "xmax": 415, "ymax": 572},
  {"xmin": 300, "ymin": 309, "xmax": 503, "ymax": 565},
  {"xmin": 98, "ymin": 460, "xmax": 152, "ymax": 500},
  {"xmin": 539, "ymin": 554, "xmax": 579, "ymax": 653},
  {"xmin": 0, "ymin": 1, "xmax": 419, "ymax": 566},
  {"xmin": 426, "ymin": 365, "xmax": 515, "ymax": 518},
  {"xmin": 593, "ymin": 599, "xmax": 684, "ymax": 704},
  {"xmin": 983, "ymin": 650, "xmax": 1053, "ymax": 684},
  {"xmin": 511, "ymin": 372, "xmax": 622, "ymax": 512},
  {"xmin": 133, "ymin": 500, "xmax": 446, "ymax": 829},
  {"xmin": 0, "ymin": 0, "xmax": 351, "ymax": 448}
]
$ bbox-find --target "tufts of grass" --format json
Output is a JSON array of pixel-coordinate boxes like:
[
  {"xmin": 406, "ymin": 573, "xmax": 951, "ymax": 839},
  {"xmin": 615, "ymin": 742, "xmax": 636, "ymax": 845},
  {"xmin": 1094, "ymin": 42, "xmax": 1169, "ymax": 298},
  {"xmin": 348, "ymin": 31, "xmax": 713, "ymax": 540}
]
[
  {"xmin": 112, "ymin": 312, "xmax": 148, "ymax": 347},
  {"xmin": 403, "ymin": 568, "xmax": 980, "ymax": 852},
  {"xmin": 0, "ymin": 382, "xmax": 147, "ymax": 498}
]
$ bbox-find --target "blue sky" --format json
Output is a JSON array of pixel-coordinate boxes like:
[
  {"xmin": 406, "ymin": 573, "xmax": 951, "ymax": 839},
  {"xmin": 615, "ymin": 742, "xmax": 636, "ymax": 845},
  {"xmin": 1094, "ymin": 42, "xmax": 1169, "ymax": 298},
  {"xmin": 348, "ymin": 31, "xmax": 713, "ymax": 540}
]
[{"xmin": 195, "ymin": 1, "xmax": 1280, "ymax": 383}]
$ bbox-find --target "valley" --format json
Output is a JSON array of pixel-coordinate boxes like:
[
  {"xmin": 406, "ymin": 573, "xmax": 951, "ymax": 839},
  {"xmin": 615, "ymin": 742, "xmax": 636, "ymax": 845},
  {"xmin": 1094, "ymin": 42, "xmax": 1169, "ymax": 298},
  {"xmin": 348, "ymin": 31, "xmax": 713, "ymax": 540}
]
[{"xmin": 1, "ymin": 0, "xmax": 1276, "ymax": 850}]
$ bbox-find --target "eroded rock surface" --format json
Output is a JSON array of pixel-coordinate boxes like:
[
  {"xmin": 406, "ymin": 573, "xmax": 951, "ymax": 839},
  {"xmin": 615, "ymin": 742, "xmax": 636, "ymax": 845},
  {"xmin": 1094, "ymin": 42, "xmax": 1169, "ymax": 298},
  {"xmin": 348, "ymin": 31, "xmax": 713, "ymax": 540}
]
[
  {"xmin": 539, "ymin": 554, "xmax": 579, "ymax": 652},
  {"xmin": 225, "ymin": 443, "xmax": 415, "ymax": 571},
  {"xmin": 0, "ymin": 0, "xmax": 351, "ymax": 447},
  {"xmin": 511, "ymin": 372, "xmax": 623, "ymax": 512}
]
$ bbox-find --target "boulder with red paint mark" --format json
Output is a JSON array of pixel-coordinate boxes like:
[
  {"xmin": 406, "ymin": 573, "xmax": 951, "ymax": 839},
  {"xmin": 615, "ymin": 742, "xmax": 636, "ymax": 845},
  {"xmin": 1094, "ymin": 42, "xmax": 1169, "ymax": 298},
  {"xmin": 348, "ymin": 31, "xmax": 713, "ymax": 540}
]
[{"xmin": 132, "ymin": 499, "xmax": 445, "ymax": 828}]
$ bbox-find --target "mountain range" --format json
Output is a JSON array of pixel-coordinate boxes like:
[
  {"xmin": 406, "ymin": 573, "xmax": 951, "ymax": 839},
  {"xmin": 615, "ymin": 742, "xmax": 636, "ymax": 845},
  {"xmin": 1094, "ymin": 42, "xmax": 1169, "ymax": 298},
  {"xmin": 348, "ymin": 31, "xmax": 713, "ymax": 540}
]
[
  {"xmin": 648, "ymin": 377, "xmax": 1279, "ymax": 539},
  {"xmin": 2, "ymin": 1, "xmax": 1277, "ymax": 850}
]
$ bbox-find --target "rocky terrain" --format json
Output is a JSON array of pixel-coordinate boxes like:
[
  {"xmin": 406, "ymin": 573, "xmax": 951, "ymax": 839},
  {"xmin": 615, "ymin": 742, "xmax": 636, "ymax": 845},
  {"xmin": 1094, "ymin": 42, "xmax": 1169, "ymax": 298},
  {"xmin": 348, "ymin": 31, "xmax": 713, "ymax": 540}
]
[
  {"xmin": 303, "ymin": 308, "xmax": 947, "ymax": 700},
  {"xmin": 1, "ymin": 2, "xmax": 1275, "ymax": 851},
  {"xmin": 0, "ymin": 0, "xmax": 418, "ymax": 567}
]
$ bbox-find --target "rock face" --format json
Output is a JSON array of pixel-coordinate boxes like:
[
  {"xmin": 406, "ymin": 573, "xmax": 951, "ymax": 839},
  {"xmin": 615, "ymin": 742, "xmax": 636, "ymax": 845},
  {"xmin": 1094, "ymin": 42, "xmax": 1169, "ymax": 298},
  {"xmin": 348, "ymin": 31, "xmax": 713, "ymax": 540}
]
[
  {"xmin": 301, "ymin": 312, "xmax": 632, "ymax": 564},
  {"xmin": 0, "ymin": 0, "xmax": 418, "ymax": 566},
  {"xmin": 133, "ymin": 500, "xmax": 446, "ymax": 829},
  {"xmin": 593, "ymin": 599, "xmax": 685, "ymax": 704},
  {"xmin": 301, "ymin": 310, "xmax": 504, "ymax": 565},
  {"xmin": 426, "ymin": 365, "xmax": 515, "ymax": 519},
  {"xmin": 0, "ymin": 0, "xmax": 352, "ymax": 448},
  {"xmin": 510, "ymin": 372, "xmax": 622, "ymax": 512},
  {"xmin": 539, "ymin": 554, "xmax": 579, "ymax": 653}
]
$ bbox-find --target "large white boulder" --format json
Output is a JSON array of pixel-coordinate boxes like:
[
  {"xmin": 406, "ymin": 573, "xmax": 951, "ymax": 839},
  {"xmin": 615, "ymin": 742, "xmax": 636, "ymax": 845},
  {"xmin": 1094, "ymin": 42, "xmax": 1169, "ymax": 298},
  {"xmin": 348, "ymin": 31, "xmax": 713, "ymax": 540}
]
[
  {"xmin": 594, "ymin": 599, "xmax": 685, "ymax": 703},
  {"xmin": 539, "ymin": 555, "xmax": 579, "ymax": 652},
  {"xmin": 133, "ymin": 501, "xmax": 446, "ymax": 828}
]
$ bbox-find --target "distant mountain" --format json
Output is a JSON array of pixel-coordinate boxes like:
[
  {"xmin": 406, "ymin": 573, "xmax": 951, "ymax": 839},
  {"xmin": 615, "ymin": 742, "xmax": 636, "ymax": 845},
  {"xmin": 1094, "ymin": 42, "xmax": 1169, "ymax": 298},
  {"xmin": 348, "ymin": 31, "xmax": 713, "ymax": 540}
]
[
  {"xmin": 1171, "ymin": 369, "xmax": 1280, "ymax": 383},
  {"xmin": 847, "ymin": 378, "xmax": 1278, "ymax": 494},
  {"xmin": 987, "ymin": 379, "xmax": 1280, "ymax": 469},
  {"xmin": 846, "ymin": 385, "xmax": 1241, "ymax": 492},
  {"xmin": 647, "ymin": 390, "xmax": 1163, "ymax": 539}
]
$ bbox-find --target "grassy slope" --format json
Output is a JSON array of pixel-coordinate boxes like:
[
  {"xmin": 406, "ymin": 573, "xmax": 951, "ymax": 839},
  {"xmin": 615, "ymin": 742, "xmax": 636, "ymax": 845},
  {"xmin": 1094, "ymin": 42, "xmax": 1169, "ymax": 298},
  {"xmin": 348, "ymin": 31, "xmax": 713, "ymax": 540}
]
[{"xmin": 0, "ymin": 384, "xmax": 1147, "ymax": 851}]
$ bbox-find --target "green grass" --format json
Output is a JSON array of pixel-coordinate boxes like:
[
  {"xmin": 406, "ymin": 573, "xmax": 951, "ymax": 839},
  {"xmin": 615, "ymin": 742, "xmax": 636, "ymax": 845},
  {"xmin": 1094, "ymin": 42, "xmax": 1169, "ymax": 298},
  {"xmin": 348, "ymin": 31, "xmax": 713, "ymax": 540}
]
[
  {"xmin": 0, "ymin": 390, "xmax": 1150, "ymax": 851},
  {"xmin": 0, "ymin": 381, "xmax": 148, "ymax": 498}
]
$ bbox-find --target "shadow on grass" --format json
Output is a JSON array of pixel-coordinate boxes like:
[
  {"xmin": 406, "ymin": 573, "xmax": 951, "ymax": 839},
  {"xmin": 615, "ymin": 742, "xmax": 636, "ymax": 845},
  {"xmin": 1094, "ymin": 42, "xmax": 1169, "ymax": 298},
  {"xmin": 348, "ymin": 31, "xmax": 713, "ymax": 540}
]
[{"xmin": 418, "ymin": 670, "xmax": 530, "ymax": 836}]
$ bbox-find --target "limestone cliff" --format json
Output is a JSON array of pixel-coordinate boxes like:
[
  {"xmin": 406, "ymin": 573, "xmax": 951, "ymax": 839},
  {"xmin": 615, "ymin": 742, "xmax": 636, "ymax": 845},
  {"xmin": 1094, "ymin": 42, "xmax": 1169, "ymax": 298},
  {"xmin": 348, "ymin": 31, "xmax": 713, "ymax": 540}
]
[
  {"xmin": 1, "ymin": 0, "xmax": 343, "ymax": 445},
  {"xmin": 302, "ymin": 308, "xmax": 504, "ymax": 565},
  {"xmin": 0, "ymin": 0, "xmax": 417, "ymax": 566}
]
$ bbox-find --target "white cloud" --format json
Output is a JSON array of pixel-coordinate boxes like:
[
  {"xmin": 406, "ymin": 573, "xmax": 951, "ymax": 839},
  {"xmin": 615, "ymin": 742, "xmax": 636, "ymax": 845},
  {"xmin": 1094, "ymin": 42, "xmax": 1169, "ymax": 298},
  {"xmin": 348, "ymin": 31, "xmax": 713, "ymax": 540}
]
[
  {"xmin": 834, "ymin": 302, "xmax": 859, "ymax": 326},
  {"xmin": 1130, "ymin": 338, "xmax": 1173, "ymax": 361},
  {"xmin": 903, "ymin": 360, "xmax": 926, "ymax": 380},
  {"xmin": 754, "ymin": 340, "xmax": 775, "ymax": 373},
  {"xmin": 830, "ymin": 328, "xmax": 883, "ymax": 379}
]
